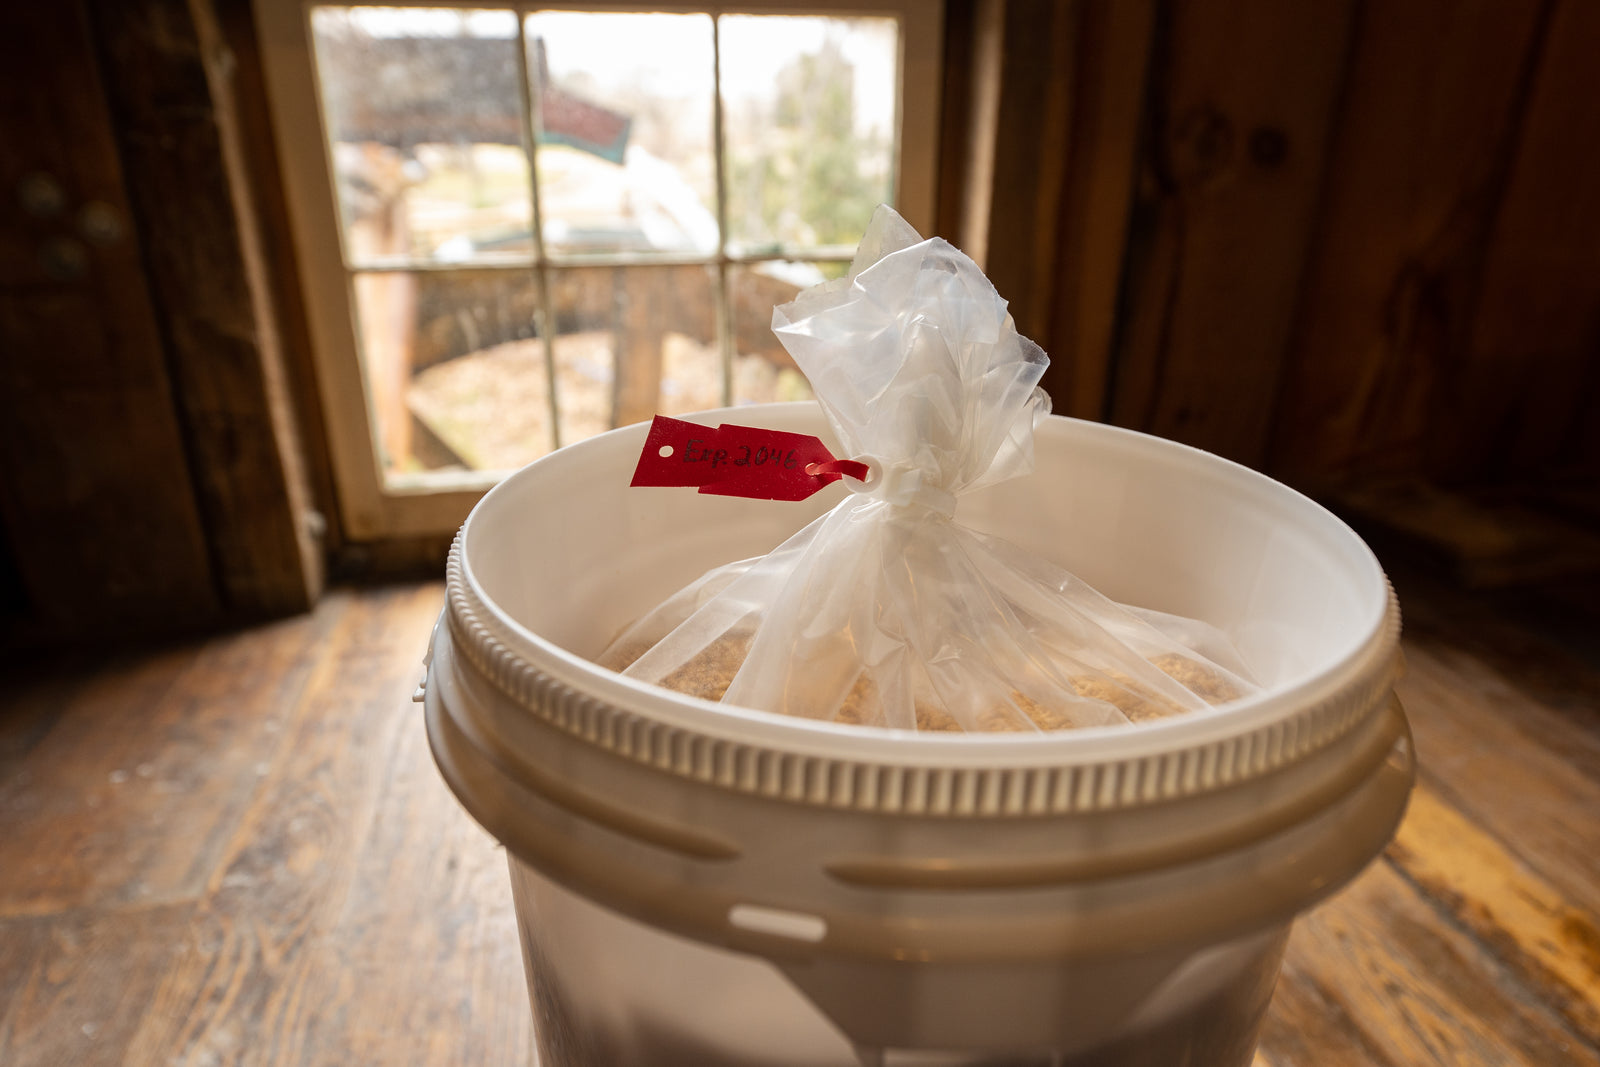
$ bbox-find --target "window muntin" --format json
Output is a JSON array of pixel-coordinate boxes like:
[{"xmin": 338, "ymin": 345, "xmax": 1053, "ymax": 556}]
[{"xmin": 257, "ymin": 0, "xmax": 940, "ymax": 536}]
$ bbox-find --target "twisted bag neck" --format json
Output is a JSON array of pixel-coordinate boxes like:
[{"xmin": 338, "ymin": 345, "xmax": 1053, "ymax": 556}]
[
  {"xmin": 771, "ymin": 205, "xmax": 1050, "ymax": 511},
  {"xmin": 844, "ymin": 458, "xmax": 958, "ymax": 520}
]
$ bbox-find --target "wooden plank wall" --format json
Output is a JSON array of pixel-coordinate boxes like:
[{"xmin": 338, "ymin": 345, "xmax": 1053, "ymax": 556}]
[
  {"xmin": 210, "ymin": 0, "xmax": 346, "ymax": 563},
  {"xmin": 970, "ymin": 0, "xmax": 1080, "ymax": 358},
  {"xmin": 0, "ymin": 4, "xmax": 222, "ymax": 636},
  {"xmin": 1111, "ymin": 0, "xmax": 1358, "ymax": 470},
  {"xmin": 8, "ymin": 0, "xmax": 1596, "ymax": 641},
  {"xmin": 1266, "ymin": 0, "xmax": 1550, "ymax": 489},
  {"xmin": 1134, "ymin": 0, "xmax": 1599, "ymax": 495},
  {"xmin": 1436, "ymin": 0, "xmax": 1600, "ymax": 488},
  {"xmin": 86, "ymin": 0, "xmax": 321, "ymax": 617},
  {"xmin": 944, "ymin": 0, "xmax": 1153, "ymax": 423},
  {"xmin": 0, "ymin": 0, "xmax": 320, "ymax": 642},
  {"xmin": 1039, "ymin": 0, "xmax": 1155, "ymax": 421},
  {"xmin": 976, "ymin": 0, "xmax": 1600, "ymax": 502}
]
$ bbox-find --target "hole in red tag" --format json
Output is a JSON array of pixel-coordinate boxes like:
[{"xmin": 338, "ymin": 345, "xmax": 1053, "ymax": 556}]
[{"xmin": 658, "ymin": 445, "xmax": 674, "ymax": 458}]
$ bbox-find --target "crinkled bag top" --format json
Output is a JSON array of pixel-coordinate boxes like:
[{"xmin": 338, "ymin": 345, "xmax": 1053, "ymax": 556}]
[{"xmin": 601, "ymin": 207, "xmax": 1255, "ymax": 731}]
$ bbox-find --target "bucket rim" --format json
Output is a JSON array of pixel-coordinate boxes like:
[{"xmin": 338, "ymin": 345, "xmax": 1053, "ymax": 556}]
[{"xmin": 443, "ymin": 405, "xmax": 1401, "ymax": 814}]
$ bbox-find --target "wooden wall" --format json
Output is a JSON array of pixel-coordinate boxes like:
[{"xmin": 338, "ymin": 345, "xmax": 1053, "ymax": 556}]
[
  {"xmin": 955, "ymin": 0, "xmax": 1600, "ymax": 512},
  {"xmin": 0, "ymin": 1, "xmax": 321, "ymax": 644},
  {"xmin": 0, "ymin": 3, "xmax": 221, "ymax": 638},
  {"xmin": 5, "ymin": 0, "xmax": 1597, "ymax": 645}
]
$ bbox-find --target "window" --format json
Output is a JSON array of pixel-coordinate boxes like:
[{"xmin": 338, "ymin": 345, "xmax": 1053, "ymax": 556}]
[{"xmin": 256, "ymin": 1, "xmax": 942, "ymax": 538}]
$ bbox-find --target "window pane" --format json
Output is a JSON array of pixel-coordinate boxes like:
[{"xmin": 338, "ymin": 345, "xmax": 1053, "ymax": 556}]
[
  {"xmin": 311, "ymin": 8, "xmax": 533, "ymax": 266},
  {"xmin": 526, "ymin": 12, "xmax": 718, "ymax": 258},
  {"xmin": 352, "ymin": 269, "xmax": 550, "ymax": 480},
  {"xmin": 721, "ymin": 15, "xmax": 898, "ymax": 255},
  {"xmin": 730, "ymin": 262, "xmax": 831, "ymax": 406},
  {"xmin": 547, "ymin": 266, "xmax": 720, "ymax": 444}
]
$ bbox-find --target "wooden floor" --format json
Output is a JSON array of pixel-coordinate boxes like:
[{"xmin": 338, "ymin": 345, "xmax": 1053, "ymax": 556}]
[{"xmin": 1, "ymin": 570, "xmax": 1596, "ymax": 1066}]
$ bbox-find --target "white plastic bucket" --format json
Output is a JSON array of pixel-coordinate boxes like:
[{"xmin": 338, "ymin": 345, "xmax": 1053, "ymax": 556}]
[{"xmin": 424, "ymin": 403, "xmax": 1412, "ymax": 1066}]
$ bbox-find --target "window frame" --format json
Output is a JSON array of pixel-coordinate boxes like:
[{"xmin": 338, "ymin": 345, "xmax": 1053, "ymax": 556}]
[{"xmin": 255, "ymin": 0, "xmax": 943, "ymax": 540}]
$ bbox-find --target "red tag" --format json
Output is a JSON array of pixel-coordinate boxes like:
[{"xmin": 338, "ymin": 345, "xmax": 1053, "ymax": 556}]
[{"xmin": 629, "ymin": 416, "xmax": 868, "ymax": 501}]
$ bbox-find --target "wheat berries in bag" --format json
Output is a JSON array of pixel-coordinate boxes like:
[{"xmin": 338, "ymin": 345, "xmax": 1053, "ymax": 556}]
[{"xmin": 601, "ymin": 207, "xmax": 1255, "ymax": 731}]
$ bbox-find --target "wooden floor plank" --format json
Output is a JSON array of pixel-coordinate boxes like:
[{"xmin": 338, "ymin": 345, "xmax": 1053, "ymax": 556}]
[
  {"xmin": 1390, "ymin": 567, "xmax": 1600, "ymax": 755},
  {"xmin": 1388, "ymin": 782, "xmax": 1600, "ymax": 1046},
  {"xmin": 120, "ymin": 584, "xmax": 449, "ymax": 1067},
  {"xmin": 0, "ymin": 603, "xmax": 346, "ymax": 917},
  {"xmin": 0, "ymin": 903, "xmax": 197, "ymax": 1067},
  {"xmin": 308, "ymin": 658, "xmax": 532, "ymax": 1067},
  {"xmin": 0, "ymin": 914, "xmax": 49, "ymax": 1054},
  {"xmin": 1397, "ymin": 636, "xmax": 1600, "ymax": 920},
  {"xmin": 0, "ymin": 667, "xmax": 87, "ymax": 792},
  {"xmin": 1258, "ymin": 949, "xmax": 1401, "ymax": 1067},
  {"xmin": 1262, "ymin": 859, "xmax": 1600, "ymax": 1067},
  {"xmin": 0, "ymin": 646, "xmax": 193, "ymax": 792}
]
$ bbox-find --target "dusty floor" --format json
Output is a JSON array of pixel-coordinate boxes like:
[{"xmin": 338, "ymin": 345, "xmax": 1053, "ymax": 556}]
[{"xmin": 0, "ymin": 566, "xmax": 1597, "ymax": 1065}]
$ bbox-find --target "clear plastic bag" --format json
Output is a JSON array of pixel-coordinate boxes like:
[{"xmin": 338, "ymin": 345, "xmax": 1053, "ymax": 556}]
[{"xmin": 601, "ymin": 207, "xmax": 1255, "ymax": 730}]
